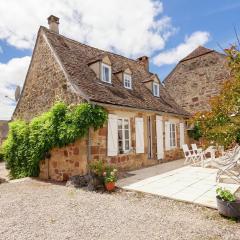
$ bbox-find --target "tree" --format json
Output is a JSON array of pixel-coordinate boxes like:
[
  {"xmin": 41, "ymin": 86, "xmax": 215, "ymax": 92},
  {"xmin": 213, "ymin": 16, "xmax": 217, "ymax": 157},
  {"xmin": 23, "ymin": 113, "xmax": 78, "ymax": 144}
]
[{"xmin": 192, "ymin": 46, "xmax": 240, "ymax": 148}]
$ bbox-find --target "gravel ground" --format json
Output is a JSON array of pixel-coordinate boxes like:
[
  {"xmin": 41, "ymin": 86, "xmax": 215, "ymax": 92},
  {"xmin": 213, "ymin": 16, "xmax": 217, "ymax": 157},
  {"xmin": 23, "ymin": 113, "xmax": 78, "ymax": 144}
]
[{"xmin": 0, "ymin": 179, "xmax": 239, "ymax": 240}]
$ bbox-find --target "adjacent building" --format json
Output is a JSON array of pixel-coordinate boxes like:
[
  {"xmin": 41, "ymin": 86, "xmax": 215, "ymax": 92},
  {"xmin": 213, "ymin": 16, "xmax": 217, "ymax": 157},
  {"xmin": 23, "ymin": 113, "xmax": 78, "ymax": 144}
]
[{"xmin": 163, "ymin": 46, "xmax": 230, "ymax": 114}]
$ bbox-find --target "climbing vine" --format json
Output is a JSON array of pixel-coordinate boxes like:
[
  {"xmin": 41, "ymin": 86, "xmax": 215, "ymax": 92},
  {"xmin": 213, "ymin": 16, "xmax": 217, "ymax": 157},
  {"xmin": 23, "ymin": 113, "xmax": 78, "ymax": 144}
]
[{"xmin": 2, "ymin": 102, "xmax": 107, "ymax": 179}]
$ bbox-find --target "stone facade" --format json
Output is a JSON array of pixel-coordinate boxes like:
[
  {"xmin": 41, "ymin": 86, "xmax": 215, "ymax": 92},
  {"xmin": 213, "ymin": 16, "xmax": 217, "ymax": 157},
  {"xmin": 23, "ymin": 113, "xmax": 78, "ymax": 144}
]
[
  {"xmin": 13, "ymin": 30, "xmax": 83, "ymax": 121},
  {"xmin": 39, "ymin": 106, "xmax": 188, "ymax": 181},
  {"xmin": 39, "ymin": 139, "xmax": 88, "ymax": 181},
  {"xmin": 164, "ymin": 49, "xmax": 230, "ymax": 114}
]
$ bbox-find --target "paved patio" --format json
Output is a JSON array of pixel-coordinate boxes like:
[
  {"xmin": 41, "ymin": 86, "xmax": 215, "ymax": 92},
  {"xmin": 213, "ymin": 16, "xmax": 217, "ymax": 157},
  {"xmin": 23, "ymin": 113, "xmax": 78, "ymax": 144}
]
[{"xmin": 117, "ymin": 160, "xmax": 240, "ymax": 209}]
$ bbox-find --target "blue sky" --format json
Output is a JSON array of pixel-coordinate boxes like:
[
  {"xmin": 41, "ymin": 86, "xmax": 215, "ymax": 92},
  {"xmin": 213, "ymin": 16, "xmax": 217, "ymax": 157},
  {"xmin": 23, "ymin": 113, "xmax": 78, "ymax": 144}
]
[
  {"xmin": 0, "ymin": 0, "xmax": 240, "ymax": 120},
  {"xmin": 150, "ymin": 0, "xmax": 240, "ymax": 78}
]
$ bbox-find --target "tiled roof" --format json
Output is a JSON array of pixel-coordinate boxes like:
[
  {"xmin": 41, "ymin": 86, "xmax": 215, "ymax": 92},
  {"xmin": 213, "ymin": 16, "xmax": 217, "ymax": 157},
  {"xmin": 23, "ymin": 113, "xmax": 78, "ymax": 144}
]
[
  {"xmin": 43, "ymin": 27, "xmax": 189, "ymax": 116},
  {"xmin": 180, "ymin": 46, "xmax": 214, "ymax": 62}
]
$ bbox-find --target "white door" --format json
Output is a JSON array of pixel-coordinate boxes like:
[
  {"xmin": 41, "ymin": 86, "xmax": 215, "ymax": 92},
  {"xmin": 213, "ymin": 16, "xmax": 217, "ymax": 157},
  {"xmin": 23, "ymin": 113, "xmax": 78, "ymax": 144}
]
[
  {"xmin": 107, "ymin": 114, "xmax": 118, "ymax": 156},
  {"xmin": 135, "ymin": 117, "xmax": 144, "ymax": 153},
  {"xmin": 156, "ymin": 116, "xmax": 164, "ymax": 159},
  {"xmin": 179, "ymin": 122, "xmax": 185, "ymax": 148}
]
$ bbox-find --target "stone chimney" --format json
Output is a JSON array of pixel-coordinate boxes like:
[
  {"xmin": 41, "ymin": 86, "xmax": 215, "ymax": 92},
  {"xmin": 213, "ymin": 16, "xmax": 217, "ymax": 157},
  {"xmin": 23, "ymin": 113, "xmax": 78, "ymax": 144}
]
[
  {"xmin": 47, "ymin": 15, "xmax": 60, "ymax": 33},
  {"xmin": 137, "ymin": 56, "xmax": 149, "ymax": 71}
]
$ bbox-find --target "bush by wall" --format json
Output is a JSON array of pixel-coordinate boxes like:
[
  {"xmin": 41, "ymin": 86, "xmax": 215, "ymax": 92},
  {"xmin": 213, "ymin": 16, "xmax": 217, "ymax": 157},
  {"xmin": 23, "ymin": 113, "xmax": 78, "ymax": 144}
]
[{"xmin": 2, "ymin": 102, "xmax": 107, "ymax": 179}]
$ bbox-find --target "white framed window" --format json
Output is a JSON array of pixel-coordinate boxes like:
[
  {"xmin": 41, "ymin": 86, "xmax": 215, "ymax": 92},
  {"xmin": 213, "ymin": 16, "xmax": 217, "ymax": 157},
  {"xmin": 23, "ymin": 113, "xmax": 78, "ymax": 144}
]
[
  {"xmin": 153, "ymin": 82, "xmax": 160, "ymax": 97},
  {"xmin": 101, "ymin": 63, "xmax": 111, "ymax": 83},
  {"xmin": 124, "ymin": 74, "xmax": 132, "ymax": 89},
  {"xmin": 117, "ymin": 118, "xmax": 130, "ymax": 154},
  {"xmin": 169, "ymin": 123, "xmax": 176, "ymax": 148}
]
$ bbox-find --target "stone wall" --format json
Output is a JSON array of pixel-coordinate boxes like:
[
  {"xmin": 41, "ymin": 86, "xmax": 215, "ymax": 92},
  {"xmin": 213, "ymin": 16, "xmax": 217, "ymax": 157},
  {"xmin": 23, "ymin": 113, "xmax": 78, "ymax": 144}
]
[
  {"xmin": 39, "ymin": 106, "xmax": 188, "ymax": 181},
  {"xmin": 39, "ymin": 139, "xmax": 88, "ymax": 181},
  {"xmin": 164, "ymin": 51, "xmax": 230, "ymax": 114},
  {"xmin": 13, "ymin": 30, "xmax": 83, "ymax": 121}
]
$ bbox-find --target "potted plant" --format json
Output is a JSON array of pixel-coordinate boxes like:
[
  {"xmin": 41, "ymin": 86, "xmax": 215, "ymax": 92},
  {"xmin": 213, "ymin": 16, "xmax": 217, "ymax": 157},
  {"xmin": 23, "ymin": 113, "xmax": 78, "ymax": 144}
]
[
  {"xmin": 216, "ymin": 187, "xmax": 240, "ymax": 219},
  {"xmin": 103, "ymin": 166, "xmax": 117, "ymax": 191},
  {"xmin": 89, "ymin": 160, "xmax": 105, "ymax": 185}
]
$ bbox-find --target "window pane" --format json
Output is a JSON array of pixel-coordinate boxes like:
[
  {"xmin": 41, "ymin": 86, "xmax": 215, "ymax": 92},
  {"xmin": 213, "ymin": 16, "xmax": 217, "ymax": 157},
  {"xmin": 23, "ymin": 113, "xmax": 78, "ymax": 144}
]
[
  {"xmin": 118, "ymin": 130, "xmax": 123, "ymax": 139},
  {"xmin": 118, "ymin": 119, "xmax": 123, "ymax": 128},
  {"xmin": 124, "ymin": 119, "xmax": 129, "ymax": 129},
  {"xmin": 105, "ymin": 67, "xmax": 109, "ymax": 82},
  {"xmin": 118, "ymin": 140, "xmax": 123, "ymax": 153},
  {"xmin": 125, "ymin": 129, "xmax": 129, "ymax": 139},
  {"xmin": 125, "ymin": 140, "xmax": 129, "ymax": 150}
]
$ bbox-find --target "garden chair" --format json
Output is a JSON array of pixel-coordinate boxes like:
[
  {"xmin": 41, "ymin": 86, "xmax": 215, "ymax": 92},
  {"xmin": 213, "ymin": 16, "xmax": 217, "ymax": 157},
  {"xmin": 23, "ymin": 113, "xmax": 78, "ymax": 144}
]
[
  {"xmin": 183, "ymin": 144, "xmax": 201, "ymax": 165},
  {"xmin": 191, "ymin": 144, "xmax": 207, "ymax": 167},
  {"xmin": 215, "ymin": 147, "xmax": 240, "ymax": 184}
]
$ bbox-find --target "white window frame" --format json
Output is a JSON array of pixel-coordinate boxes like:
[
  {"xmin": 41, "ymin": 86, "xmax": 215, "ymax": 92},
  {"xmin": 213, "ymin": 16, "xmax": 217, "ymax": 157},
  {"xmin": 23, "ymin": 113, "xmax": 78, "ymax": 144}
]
[
  {"xmin": 101, "ymin": 63, "xmax": 111, "ymax": 83},
  {"xmin": 153, "ymin": 82, "xmax": 160, "ymax": 97},
  {"xmin": 123, "ymin": 73, "xmax": 132, "ymax": 89},
  {"xmin": 117, "ymin": 117, "xmax": 131, "ymax": 154},
  {"xmin": 169, "ymin": 123, "xmax": 177, "ymax": 148}
]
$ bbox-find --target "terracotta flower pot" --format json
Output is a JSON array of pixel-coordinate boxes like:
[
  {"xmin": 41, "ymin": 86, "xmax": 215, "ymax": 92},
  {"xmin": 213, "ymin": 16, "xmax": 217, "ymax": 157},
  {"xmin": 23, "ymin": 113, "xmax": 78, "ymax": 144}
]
[{"xmin": 105, "ymin": 182, "xmax": 115, "ymax": 191}]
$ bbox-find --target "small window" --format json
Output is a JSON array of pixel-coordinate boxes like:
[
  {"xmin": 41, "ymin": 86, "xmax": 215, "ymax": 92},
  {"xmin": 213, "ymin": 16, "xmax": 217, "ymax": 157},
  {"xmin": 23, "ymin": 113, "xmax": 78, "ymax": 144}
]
[
  {"xmin": 101, "ymin": 63, "xmax": 111, "ymax": 83},
  {"xmin": 117, "ymin": 118, "xmax": 130, "ymax": 154},
  {"xmin": 124, "ymin": 74, "xmax": 132, "ymax": 89},
  {"xmin": 153, "ymin": 82, "xmax": 160, "ymax": 97},
  {"xmin": 169, "ymin": 123, "xmax": 176, "ymax": 148}
]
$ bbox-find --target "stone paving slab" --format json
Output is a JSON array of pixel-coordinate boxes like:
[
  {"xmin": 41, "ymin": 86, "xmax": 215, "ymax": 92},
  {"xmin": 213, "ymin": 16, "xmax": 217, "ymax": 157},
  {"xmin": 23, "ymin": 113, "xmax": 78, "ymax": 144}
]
[{"xmin": 118, "ymin": 164, "xmax": 240, "ymax": 209}]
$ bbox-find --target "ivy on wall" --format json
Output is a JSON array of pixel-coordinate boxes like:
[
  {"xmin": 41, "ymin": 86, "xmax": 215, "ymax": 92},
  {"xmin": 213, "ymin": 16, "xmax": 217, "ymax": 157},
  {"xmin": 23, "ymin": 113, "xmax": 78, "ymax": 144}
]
[{"xmin": 2, "ymin": 102, "xmax": 107, "ymax": 179}]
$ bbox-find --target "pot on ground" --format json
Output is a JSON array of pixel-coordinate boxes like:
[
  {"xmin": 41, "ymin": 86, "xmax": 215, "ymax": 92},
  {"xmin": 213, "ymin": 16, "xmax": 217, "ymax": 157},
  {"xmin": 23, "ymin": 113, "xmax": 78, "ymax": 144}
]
[
  {"xmin": 216, "ymin": 196, "xmax": 240, "ymax": 218},
  {"xmin": 105, "ymin": 182, "xmax": 115, "ymax": 191}
]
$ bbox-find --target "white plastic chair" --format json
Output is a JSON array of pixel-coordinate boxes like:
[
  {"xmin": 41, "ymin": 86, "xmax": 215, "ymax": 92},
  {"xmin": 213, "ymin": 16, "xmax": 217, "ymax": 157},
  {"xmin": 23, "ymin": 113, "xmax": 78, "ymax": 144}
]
[
  {"xmin": 182, "ymin": 144, "xmax": 199, "ymax": 165},
  {"xmin": 191, "ymin": 144, "xmax": 208, "ymax": 167}
]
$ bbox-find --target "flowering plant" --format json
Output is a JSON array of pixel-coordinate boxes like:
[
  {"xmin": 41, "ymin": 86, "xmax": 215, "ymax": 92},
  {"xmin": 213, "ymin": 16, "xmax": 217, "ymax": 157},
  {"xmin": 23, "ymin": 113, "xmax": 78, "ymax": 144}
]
[
  {"xmin": 89, "ymin": 160, "xmax": 117, "ymax": 183},
  {"xmin": 103, "ymin": 166, "xmax": 117, "ymax": 183}
]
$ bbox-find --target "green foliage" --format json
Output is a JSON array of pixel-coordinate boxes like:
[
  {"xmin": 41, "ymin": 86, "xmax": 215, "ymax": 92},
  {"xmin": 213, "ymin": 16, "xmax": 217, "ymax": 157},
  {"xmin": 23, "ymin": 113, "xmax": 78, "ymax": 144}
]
[
  {"xmin": 89, "ymin": 160, "xmax": 105, "ymax": 177},
  {"xmin": 2, "ymin": 102, "xmax": 107, "ymax": 179},
  {"xmin": 188, "ymin": 122, "xmax": 202, "ymax": 141},
  {"xmin": 0, "ymin": 147, "xmax": 4, "ymax": 162},
  {"xmin": 216, "ymin": 187, "xmax": 236, "ymax": 202}
]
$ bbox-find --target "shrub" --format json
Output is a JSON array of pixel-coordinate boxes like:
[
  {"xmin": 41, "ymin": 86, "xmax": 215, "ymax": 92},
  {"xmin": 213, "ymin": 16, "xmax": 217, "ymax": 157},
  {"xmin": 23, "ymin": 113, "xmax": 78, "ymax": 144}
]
[
  {"xmin": 216, "ymin": 187, "xmax": 236, "ymax": 202},
  {"xmin": 2, "ymin": 102, "xmax": 107, "ymax": 179}
]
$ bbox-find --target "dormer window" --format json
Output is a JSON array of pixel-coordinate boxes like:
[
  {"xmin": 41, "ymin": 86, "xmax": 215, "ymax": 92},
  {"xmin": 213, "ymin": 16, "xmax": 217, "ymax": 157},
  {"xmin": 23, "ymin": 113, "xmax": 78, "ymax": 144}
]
[
  {"xmin": 101, "ymin": 63, "xmax": 111, "ymax": 83},
  {"xmin": 124, "ymin": 74, "xmax": 132, "ymax": 89},
  {"xmin": 153, "ymin": 82, "xmax": 160, "ymax": 97}
]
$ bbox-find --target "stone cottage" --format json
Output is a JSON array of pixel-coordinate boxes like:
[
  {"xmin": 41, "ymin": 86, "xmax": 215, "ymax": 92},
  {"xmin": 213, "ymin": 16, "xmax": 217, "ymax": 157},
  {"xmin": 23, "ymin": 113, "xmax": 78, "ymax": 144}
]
[
  {"xmin": 163, "ymin": 46, "xmax": 230, "ymax": 114},
  {"xmin": 13, "ymin": 16, "xmax": 190, "ymax": 181}
]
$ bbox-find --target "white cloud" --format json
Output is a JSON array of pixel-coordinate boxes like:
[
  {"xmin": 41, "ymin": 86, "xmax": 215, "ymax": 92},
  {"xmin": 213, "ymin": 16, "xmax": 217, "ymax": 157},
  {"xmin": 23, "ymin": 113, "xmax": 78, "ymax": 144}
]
[
  {"xmin": 0, "ymin": 57, "xmax": 31, "ymax": 120},
  {"xmin": 153, "ymin": 31, "xmax": 210, "ymax": 66},
  {"xmin": 0, "ymin": 0, "xmax": 175, "ymax": 57}
]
